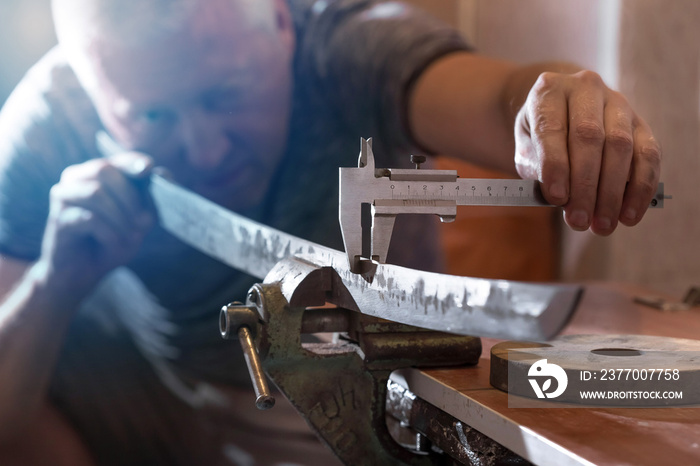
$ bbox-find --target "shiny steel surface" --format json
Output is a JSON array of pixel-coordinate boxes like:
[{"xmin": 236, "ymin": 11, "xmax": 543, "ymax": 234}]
[{"xmin": 238, "ymin": 326, "xmax": 275, "ymax": 410}]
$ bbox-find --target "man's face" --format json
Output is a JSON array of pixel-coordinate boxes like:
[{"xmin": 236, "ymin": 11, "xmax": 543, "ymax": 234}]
[{"xmin": 85, "ymin": 0, "xmax": 295, "ymax": 210}]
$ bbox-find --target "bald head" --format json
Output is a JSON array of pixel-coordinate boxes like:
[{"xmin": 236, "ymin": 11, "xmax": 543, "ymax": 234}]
[
  {"xmin": 52, "ymin": 0, "xmax": 277, "ymax": 44},
  {"xmin": 52, "ymin": 0, "xmax": 278, "ymax": 91}
]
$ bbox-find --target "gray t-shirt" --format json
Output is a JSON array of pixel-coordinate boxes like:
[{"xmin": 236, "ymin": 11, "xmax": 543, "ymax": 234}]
[{"xmin": 0, "ymin": 0, "xmax": 469, "ymax": 463}]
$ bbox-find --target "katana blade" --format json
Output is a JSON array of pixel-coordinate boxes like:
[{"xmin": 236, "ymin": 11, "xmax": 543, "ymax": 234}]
[{"xmin": 150, "ymin": 174, "xmax": 581, "ymax": 340}]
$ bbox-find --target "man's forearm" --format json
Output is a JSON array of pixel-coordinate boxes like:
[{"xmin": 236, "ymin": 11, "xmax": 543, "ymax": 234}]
[
  {"xmin": 0, "ymin": 262, "xmax": 81, "ymax": 442},
  {"xmin": 408, "ymin": 52, "xmax": 580, "ymax": 173}
]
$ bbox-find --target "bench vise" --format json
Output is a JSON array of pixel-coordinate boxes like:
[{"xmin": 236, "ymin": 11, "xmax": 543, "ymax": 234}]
[{"xmin": 219, "ymin": 256, "xmax": 489, "ymax": 465}]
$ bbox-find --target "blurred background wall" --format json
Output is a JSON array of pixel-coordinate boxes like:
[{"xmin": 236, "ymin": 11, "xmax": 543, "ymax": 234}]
[
  {"xmin": 0, "ymin": 0, "xmax": 55, "ymax": 106},
  {"xmin": 1, "ymin": 0, "xmax": 698, "ymax": 296},
  {"xmin": 610, "ymin": 0, "xmax": 699, "ymax": 296}
]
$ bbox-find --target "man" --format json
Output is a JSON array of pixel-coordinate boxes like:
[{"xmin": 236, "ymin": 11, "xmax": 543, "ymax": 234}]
[{"xmin": 0, "ymin": 0, "xmax": 660, "ymax": 464}]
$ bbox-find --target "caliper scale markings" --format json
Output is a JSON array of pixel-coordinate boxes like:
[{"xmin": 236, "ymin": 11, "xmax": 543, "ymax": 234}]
[
  {"xmin": 383, "ymin": 178, "xmax": 548, "ymax": 207},
  {"xmin": 339, "ymin": 139, "xmax": 551, "ymax": 274}
]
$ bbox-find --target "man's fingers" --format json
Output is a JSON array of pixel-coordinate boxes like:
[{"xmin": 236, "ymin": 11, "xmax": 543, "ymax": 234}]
[
  {"xmin": 53, "ymin": 206, "xmax": 122, "ymax": 252},
  {"xmin": 620, "ymin": 121, "xmax": 662, "ymax": 226},
  {"xmin": 96, "ymin": 164, "xmax": 155, "ymax": 222},
  {"xmin": 61, "ymin": 157, "xmax": 154, "ymax": 225},
  {"xmin": 51, "ymin": 206, "xmax": 143, "ymax": 269},
  {"xmin": 50, "ymin": 180, "xmax": 133, "ymax": 239},
  {"xmin": 563, "ymin": 71, "xmax": 606, "ymax": 231},
  {"xmin": 516, "ymin": 69, "xmax": 661, "ymax": 235},
  {"xmin": 108, "ymin": 151, "xmax": 157, "ymax": 214},
  {"xmin": 108, "ymin": 151, "xmax": 154, "ymax": 179},
  {"xmin": 591, "ymin": 94, "xmax": 635, "ymax": 235},
  {"xmin": 51, "ymin": 157, "xmax": 157, "ymax": 258},
  {"xmin": 526, "ymin": 72, "xmax": 570, "ymax": 206}
]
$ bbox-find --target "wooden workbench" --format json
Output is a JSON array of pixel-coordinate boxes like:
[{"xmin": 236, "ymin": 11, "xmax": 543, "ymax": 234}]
[{"xmin": 402, "ymin": 283, "xmax": 700, "ymax": 465}]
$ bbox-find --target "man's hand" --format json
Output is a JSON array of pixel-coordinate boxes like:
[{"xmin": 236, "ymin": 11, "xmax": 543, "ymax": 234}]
[
  {"xmin": 514, "ymin": 70, "xmax": 661, "ymax": 235},
  {"xmin": 38, "ymin": 152, "xmax": 156, "ymax": 295}
]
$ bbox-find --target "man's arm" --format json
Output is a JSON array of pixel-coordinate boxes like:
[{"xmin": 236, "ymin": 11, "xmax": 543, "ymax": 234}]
[
  {"xmin": 0, "ymin": 257, "xmax": 98, "ymax": 465},
  {"xmin": 409, "ymin": 52, "xmax": 661, "ymax": 236},
  {"xmin": 0, "ymin": 153, "xmax": 154, "ymax": 448},
  {"xmin": 0, "ymin": 258, "xmax": 84, "ymax": 439}
]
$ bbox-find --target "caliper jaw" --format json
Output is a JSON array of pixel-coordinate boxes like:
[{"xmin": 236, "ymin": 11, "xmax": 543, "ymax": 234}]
[
  {"xmin": 339, "ymin": 137, "xmax": 375, "ymax": 273},
  {"xmin": 339, "ymin": 138, "xmax": 458, "ymax": 274},
  {"xmin": 220, "ymin": 256, "xmax": 481, "ymax": 465}
]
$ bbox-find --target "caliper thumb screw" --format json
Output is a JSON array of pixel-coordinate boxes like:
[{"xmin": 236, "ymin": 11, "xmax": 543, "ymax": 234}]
[{"xmin": 410, "ymin": 154, "xmax": 426, "ymax": 169}]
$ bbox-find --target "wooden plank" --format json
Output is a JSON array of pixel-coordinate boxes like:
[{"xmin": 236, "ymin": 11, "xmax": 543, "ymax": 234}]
[{"xmin": 404, "ymin": 283, "xmax": 700, "ymax": 465}]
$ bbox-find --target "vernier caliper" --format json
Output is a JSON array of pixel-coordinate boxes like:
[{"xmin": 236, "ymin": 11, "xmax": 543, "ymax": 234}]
[{"xmin": 340, "ymin": 138, "xmax": 669, "ymax": 274}]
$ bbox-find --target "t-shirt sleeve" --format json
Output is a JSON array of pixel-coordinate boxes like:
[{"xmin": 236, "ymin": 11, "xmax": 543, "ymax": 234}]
[
  {"xmin": 0, "ymin": 51, "xmax": 96, "ymax": 261},
  {"xmin": 0, "ymin": 93, "xmax": 54, "ymax": 259},
  {"xmin": 294, "ymin": 0, "xmax": 471, "ymax": 156}
]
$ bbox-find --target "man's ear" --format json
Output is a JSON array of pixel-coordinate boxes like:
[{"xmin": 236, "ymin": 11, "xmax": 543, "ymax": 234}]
[{"xmin": 272, "ymin": 0, "xmax": 295, "ymax": 55}]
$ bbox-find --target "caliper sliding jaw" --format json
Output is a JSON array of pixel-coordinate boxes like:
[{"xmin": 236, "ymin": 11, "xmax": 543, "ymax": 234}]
[
  {"xmin": 220, "ymin": 256, "xmax": 482, "ymax": 465},
  {"xmin": 339, "ymin": 138, "xmax": 461, "ymax": 274}
]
